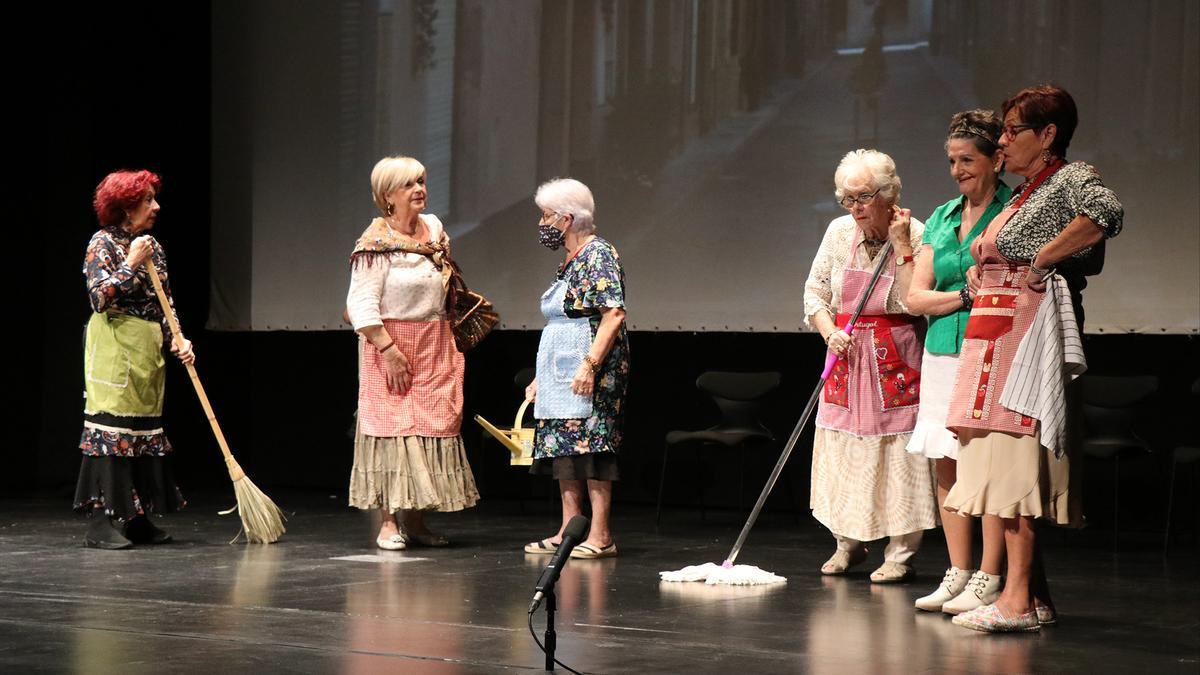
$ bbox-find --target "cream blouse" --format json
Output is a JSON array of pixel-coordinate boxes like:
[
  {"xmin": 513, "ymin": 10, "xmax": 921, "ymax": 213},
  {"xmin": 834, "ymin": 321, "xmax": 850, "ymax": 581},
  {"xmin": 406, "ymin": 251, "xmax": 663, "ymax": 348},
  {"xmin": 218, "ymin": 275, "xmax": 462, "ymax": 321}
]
[{"xmin": 347, "ymin": 214, "xmax": 449, "ymax": 329}]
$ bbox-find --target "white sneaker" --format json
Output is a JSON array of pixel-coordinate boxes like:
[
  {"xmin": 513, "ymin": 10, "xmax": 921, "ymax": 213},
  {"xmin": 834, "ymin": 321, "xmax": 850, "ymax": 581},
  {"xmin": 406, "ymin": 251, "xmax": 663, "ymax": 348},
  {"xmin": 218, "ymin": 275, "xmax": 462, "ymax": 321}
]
[
  {"xmin": 942, "ymin": 570, "xmax": 1003, "ymax": 615},
  {"xmin": 914, "ymin": 566, "xmax": 974, "ymax": 612}
]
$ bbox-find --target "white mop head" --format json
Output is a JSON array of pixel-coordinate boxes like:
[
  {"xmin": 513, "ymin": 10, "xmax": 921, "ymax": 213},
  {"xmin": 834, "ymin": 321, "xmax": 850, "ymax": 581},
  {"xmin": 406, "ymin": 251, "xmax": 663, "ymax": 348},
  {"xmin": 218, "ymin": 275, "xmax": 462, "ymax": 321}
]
[{"xmin": 659, "ymin": 561, "xmax": 786, "ymax": 585}]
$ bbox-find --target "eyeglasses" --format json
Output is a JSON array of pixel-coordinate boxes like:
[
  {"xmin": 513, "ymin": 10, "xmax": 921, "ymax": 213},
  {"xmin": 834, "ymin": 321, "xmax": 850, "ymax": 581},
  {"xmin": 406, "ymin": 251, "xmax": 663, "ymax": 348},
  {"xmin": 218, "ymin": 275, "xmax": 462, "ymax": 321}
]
[
  {"xmin": 839, "ymin": 189, "xmax": 881, "ymax": 209},
  {"xmin": 1001, "ymin": 123, "xmax": 1040, "ymax": 140}
]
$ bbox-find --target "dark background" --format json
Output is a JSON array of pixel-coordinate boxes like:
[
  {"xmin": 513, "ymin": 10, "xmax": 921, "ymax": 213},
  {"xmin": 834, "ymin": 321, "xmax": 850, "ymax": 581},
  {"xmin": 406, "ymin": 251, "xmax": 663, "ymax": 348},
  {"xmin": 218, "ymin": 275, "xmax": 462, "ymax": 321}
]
[{"xmin": 26, "ymin": 3, "xmax": 1200, "ymax": 544}]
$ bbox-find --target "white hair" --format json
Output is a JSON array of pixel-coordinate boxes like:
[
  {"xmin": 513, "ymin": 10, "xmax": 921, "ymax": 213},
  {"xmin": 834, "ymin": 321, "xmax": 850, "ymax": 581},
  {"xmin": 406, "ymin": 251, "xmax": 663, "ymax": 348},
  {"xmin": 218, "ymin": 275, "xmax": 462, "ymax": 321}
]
[
  {"xmin": 534, "ymin": 178, "xmax": 596, "ymax": 235},
  {"xmin": 833, "ymin": 149, "xmax": 902, "ymax": 203},
  {"xmin": 370, "ymin": 156, "xmax": 425, "ymax": 213}
]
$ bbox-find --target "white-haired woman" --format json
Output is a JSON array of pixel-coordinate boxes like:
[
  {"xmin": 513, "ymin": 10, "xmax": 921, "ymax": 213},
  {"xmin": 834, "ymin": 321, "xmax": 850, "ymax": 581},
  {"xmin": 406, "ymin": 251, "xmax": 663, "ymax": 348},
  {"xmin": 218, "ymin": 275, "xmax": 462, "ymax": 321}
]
[
  {"xmin": 803, "ymin": 149, "xmax": 938, "ymax": 582},
  {"xmin": 346, "ymin": 156, "xmax": 479, "ymax": 551},
  {"xmin": 523, "ymin": 178, "xmax": 628, "ymax": 559}
]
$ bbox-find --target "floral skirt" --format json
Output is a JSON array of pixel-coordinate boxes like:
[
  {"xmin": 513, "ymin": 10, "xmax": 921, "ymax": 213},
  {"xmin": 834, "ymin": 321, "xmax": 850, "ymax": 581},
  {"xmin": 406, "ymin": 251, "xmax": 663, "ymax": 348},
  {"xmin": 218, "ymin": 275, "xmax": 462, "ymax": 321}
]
[
  {"xmin": 73, "ymin": 455, "xmax": 186, "ymax": 521},
  {"xmin": 349, "ymin": 430, "xmax": 479, "ymax": 513}
]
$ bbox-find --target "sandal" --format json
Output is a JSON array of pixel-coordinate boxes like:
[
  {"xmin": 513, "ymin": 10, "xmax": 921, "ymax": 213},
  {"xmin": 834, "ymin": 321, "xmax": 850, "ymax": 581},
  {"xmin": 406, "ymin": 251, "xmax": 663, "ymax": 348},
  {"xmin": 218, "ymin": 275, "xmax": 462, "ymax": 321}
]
[
  {"xmin": 870, "ymin": 561, "xmax": 915, "ymax": 584},
  {"xmin": 524, "ymin": 539, "xmax": 560, "ymax": 555},
  {"xmin": 570, "ymin": 542, "xmax": 618, "ymax": 559},
  {"xmin": 820, "ymin": 547, "xmax": 868, "ymax": 575}
]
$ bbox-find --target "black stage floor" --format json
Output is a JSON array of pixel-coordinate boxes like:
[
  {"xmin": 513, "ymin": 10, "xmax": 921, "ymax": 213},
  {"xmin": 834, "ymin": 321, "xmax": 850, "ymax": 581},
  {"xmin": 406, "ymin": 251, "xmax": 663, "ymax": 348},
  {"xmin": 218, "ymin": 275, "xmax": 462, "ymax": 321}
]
[{"xmin": 2, "ymin": 492, "xmax": 1197, "ymax": 674}]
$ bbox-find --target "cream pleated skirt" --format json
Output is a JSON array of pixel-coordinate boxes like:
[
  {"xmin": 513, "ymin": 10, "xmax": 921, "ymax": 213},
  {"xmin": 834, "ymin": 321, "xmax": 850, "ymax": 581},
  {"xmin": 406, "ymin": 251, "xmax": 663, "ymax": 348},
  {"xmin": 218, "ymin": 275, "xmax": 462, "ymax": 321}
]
[
  {"xmin": 943, "ymin": 428, "xmax": 1082, "ymax": 527},
  {"xmin": 349, "ymin": 430, "xmax": 480, "ymax": 513}
]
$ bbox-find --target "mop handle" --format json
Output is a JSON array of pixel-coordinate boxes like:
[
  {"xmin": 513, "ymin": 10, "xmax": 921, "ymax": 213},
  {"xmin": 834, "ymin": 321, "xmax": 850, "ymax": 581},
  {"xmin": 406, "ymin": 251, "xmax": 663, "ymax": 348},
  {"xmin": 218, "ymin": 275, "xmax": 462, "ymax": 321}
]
[
  {"xmin": 143, "ymin": 256, "xmax": 238, "ymax": 466},
  {"xmin": 722, "ymin": 240, "xmax": 894, "ymax": 567}
]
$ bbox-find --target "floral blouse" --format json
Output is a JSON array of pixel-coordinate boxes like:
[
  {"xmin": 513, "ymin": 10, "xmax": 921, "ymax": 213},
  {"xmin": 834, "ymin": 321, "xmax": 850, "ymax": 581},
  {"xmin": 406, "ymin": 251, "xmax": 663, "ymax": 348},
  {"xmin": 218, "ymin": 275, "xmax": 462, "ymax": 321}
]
[{"xmin": 84, "ymin": 226, "xmax": 178, "ymax": 339}]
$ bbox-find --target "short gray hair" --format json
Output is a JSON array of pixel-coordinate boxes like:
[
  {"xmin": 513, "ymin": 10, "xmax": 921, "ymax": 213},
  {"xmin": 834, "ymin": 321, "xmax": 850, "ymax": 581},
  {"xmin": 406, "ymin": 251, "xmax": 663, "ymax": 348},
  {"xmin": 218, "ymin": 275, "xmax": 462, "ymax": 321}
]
[
  {"xmin": 833, "ymin": 149, "xmax": 902, "ymax": 204},
  {"xmin": 535, "ymin": 178, "xmax": 596, "ymax": 235}
]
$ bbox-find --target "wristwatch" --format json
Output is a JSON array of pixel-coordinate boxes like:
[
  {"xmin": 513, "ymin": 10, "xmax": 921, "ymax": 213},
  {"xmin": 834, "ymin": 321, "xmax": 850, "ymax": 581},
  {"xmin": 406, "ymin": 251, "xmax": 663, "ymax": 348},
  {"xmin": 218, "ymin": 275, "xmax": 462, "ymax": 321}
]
[{"xmin": 895, "ymin": 253, "xmax": 915, "ymax": 266}]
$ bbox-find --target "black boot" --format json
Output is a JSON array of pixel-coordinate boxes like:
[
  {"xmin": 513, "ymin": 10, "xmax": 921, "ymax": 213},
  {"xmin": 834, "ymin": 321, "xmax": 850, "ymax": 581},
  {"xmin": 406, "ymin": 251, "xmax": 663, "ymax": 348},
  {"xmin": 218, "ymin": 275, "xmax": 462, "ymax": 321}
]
[
  {"xmin": 85, "ymin": 514, "xmax": 133, "ymax": 549},
  {"xmin": 124, "ymin": 516, "xmax": 173, "ymax": 545}
]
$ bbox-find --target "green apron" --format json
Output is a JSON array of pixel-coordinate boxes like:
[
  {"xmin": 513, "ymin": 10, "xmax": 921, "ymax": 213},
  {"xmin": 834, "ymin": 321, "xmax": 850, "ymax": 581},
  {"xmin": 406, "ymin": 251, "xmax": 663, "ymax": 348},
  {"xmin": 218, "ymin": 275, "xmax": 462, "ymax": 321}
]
[{"xmin": 84, "ymin": 312, "xmax": 165, "ymax": 417}]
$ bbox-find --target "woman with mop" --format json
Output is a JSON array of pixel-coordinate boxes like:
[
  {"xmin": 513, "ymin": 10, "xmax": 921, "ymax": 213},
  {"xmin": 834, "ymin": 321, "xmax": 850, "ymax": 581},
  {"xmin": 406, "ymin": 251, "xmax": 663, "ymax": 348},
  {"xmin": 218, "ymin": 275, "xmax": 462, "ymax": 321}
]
[
  {"xmin": 74, "ymin": 169, "xmax": 193, "ymax": 549},
  {"xmin": 803, "ymin": 149, "xmax": 938, "ymax": 583}
]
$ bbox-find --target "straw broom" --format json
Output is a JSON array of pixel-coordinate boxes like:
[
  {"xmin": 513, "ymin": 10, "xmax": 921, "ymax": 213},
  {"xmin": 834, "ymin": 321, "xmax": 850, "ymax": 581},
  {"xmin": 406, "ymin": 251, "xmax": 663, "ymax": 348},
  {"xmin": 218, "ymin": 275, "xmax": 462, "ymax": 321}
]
[
  {"xmin": 143, "ymin": 257, "xmax": 286, "ymax": 544},
  {"xmin": 661, "ymin": 240, "xmax": 895, "ymax": 585}
]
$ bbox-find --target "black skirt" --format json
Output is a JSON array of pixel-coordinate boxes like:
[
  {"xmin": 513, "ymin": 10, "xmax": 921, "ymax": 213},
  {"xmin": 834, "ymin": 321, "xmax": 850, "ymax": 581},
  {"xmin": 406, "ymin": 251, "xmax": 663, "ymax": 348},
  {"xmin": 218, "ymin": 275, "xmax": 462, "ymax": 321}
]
[
  {"xmin": 73, "ymin": 455, "xmax": 186, "ymax": 521},
  {"xmin": 529, "ymin": 453, "xmax": 619, "ymax": 481}
]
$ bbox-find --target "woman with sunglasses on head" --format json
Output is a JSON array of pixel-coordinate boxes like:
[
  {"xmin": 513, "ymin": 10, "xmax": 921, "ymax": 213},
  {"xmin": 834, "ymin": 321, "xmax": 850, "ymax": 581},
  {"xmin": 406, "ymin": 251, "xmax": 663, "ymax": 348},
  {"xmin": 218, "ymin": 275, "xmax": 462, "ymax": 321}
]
[
  {"xmin": 803, "ymin": 149, "xmax": 938, "ymax": 583},
  {"xmin": 944, "ymin": 85, "xmax": 1123, "ymax": 633},
  {"xmin": 907, "ymin": 110, "xmax": 1011, "ymax": 615}
]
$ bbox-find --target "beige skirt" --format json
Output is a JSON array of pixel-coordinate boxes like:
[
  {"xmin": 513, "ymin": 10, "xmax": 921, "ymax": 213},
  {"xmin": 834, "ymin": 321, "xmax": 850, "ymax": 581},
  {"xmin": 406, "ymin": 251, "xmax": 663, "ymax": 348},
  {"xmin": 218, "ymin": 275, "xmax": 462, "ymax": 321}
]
[
  {"xmin": 810, "ymin": 428, "xmax": 939, "ymax": 541},
  {"xmin": 943, "ymin": 428, "xmax": 1082, "ymax": 527},
  {"xmin": 349, "ymin": 430, "xmax": 480, "ymax": 513}
]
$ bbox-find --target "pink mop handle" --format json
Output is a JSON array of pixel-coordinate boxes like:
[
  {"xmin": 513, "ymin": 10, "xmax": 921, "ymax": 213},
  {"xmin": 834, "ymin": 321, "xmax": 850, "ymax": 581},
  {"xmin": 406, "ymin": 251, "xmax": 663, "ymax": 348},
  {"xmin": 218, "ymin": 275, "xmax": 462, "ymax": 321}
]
[{"xmin": 819, "ymin": 322, "xmax": 855, "ymax": 380}]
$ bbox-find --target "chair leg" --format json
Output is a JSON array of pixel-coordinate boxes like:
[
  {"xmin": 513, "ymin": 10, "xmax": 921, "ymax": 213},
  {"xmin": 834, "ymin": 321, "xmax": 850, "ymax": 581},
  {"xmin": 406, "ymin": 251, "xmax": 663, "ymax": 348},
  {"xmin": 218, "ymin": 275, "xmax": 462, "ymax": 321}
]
[
  {"xmin": 1164, "ymin": 459, "xmax": 1177, "ymax": 553},
  {"xmin": 1113, "ymin": 455, "xmax": 1120, "ymax": 551},
  {"xmin": 657, "ymin": 443, "xmax": 671, "ymax": 528}
]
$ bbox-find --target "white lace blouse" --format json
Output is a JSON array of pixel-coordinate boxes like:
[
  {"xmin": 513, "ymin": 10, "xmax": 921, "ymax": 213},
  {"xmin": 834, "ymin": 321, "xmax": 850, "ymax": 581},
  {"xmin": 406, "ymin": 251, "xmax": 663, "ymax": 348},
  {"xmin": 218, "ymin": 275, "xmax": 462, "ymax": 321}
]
[{"xmin": 803, "ymin": 214, "xmax": 925, "ymax": 327}]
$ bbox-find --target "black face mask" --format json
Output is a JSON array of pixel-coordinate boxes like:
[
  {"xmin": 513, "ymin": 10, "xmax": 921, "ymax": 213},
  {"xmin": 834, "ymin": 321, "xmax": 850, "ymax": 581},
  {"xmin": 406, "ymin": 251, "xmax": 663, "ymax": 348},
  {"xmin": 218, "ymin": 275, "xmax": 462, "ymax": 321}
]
[{"xmin": 538, "ymin": 219, "xmax": 566, "ymax": 250}]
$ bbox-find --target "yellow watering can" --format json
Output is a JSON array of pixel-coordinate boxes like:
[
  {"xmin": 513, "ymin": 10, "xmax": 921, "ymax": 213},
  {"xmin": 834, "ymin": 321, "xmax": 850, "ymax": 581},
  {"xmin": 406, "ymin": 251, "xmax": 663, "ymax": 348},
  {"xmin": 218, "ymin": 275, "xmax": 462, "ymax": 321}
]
[{"xmin": 474, "ymin": 398, "xmax": 534, "ymax": 466}]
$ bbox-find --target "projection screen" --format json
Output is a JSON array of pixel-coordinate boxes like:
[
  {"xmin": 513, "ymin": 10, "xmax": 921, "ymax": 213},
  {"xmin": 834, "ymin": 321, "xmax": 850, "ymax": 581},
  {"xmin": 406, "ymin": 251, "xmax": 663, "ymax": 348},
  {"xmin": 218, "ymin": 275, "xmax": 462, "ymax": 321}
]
[{"xmin": 210, "ymin": 0, "xmax": 1200, "ymax": 334}]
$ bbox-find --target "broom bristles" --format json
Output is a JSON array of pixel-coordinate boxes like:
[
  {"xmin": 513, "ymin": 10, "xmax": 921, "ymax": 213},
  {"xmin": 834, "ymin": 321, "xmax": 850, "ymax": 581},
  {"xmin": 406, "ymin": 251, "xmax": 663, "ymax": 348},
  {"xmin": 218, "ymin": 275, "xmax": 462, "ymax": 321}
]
[{"xmin": 230, "ymin": 475, "xmax": 287, "ymax": 544}]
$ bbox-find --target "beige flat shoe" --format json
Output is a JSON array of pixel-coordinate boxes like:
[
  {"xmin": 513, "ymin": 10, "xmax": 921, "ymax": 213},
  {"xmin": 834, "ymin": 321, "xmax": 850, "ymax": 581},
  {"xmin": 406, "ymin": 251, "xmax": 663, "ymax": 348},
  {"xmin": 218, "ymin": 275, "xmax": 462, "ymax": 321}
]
[
  {"xmin": 376, "ymin": 534, "xmax": 407, "ymax": 551},
  {"xmin": 870, "ymin": 561, "xmax": 915, "ymax": 583},
  {"xmin": 821, "ymin": 547, "xmax": 868, "ymax": 575}
]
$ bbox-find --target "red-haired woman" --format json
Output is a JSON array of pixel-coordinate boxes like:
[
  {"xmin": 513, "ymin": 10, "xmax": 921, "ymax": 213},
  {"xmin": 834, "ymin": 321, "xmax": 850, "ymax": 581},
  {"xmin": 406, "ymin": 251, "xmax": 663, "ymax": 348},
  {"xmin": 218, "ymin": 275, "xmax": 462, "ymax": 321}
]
[
  {"xmin": 945, "ymin": 85, "xmax": 1123, "ymax": 632},
  {"xmin": 73, "ymin": 169, "xmax": 195, "ymax": 549}
]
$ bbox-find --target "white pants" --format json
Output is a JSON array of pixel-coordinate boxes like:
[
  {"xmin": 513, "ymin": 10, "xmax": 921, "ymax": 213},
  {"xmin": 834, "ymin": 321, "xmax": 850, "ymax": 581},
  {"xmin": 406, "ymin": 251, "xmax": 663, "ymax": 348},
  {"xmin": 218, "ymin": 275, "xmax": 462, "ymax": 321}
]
[{"xmin": 835, "ymin": 530, "xmax": 923, "ymax": 563}]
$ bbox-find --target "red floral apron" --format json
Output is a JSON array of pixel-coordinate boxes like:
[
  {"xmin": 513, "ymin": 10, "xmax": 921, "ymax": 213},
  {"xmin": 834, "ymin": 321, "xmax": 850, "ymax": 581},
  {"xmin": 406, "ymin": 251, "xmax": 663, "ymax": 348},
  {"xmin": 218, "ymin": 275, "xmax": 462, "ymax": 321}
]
[{"xmin": 817, "ymin": 231, "xmax": 923, "ymax": 436}]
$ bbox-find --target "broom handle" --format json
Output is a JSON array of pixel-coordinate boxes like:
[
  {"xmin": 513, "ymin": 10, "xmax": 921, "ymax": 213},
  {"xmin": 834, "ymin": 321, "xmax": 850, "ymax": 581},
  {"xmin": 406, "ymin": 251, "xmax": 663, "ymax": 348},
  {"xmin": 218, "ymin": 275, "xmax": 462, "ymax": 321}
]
[
  {"xmin": 723, "ymin": 241, "xmax": 893, "ymax": 566},
  {"xmin": 142, "ymin": 257, "xmax": 240, "ymax": 472}
]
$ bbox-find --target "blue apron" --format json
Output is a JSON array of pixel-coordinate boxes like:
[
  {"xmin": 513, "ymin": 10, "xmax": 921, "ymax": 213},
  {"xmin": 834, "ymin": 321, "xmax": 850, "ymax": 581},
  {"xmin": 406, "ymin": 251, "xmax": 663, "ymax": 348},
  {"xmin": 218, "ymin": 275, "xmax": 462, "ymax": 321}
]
[{"xmin": 534, "ymin": 278, "xmax": 593, "ymax": 419}]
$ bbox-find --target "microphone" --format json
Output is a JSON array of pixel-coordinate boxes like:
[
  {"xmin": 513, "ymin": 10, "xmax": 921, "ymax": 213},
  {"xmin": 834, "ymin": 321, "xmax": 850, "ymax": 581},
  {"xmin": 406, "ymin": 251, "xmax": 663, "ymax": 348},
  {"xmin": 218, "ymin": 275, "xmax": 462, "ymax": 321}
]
[{"xmin": 528, "ymin": 515, "xmax": 590, "ymax": 614}]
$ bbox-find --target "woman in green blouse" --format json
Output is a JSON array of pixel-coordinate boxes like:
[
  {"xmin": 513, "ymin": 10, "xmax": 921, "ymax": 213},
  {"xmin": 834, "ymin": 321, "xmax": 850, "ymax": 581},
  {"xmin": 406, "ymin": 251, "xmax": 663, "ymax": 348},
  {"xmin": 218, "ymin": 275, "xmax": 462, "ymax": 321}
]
[{"xmin": 906, "ymin": 110, "xmax": 1011, "ymax": 615}]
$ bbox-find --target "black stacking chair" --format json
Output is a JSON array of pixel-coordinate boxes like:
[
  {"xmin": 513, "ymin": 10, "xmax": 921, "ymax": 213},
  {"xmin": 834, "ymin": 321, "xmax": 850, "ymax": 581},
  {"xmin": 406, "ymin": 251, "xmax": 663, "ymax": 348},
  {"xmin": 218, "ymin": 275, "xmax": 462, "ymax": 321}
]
[
  {"xmin": 1079, "ymin": 374, "xmax": 1159, "ymax": 548},
  {"xmin": 657, "ymin": 371, "xmax": 783, "ymax": 526},
  {"xmin": 1164, "ymin": 378, "xmax": 1200, "ymax": 552}
]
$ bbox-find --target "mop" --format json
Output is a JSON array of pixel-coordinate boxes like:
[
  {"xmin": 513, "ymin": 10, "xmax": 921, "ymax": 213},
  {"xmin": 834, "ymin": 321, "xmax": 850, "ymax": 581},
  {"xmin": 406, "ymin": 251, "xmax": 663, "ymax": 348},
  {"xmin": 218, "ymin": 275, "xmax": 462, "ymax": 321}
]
[
  {"xmin": 661, "ymin": 241, "xmax": 894, "ymax": 585},
  {"xmin": 143, "ymin": 256, "xmax": 287, "ymax": 544}
]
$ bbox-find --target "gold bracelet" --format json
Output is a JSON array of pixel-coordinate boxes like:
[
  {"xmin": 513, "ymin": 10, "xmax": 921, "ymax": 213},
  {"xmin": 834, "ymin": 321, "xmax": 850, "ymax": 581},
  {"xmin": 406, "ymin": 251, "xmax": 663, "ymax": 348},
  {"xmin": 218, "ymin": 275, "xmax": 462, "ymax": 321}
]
[{"xmin": 582, "ymin": 354, "xmax": 600, "ymax": 373}]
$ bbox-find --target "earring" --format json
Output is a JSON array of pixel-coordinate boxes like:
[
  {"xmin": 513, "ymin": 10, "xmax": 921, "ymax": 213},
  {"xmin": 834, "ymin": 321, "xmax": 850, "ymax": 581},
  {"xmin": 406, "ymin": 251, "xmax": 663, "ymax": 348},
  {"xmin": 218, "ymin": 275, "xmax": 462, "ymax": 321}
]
[
  {"xmin": 385, "ymin": 202, "xmax": 394, "ymax": 216},
  {"xmin": 1040, "ymin": 149, "xmax": 1054, "ymax": 164}
]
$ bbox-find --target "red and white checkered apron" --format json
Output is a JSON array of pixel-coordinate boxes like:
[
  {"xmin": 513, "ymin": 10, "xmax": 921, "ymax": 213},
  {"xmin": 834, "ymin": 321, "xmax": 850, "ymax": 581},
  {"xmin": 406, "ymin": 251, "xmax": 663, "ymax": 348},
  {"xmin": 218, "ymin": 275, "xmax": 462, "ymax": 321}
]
[
  {"xmin": 816, "ymin": 231, "xmax": 922, "ymax": 436},
  {"xmin": 358, "ymin": 319, "xmax": 464, "ymax": 437},
  {"xmin": 947, "ymin": 207, "xmax": 1041, "ymax": 436}
]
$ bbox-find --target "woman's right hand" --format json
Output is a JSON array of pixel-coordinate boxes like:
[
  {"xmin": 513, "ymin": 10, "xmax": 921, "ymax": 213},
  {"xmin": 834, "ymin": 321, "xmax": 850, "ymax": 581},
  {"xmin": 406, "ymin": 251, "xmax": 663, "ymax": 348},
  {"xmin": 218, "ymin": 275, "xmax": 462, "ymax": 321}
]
[
  {"xmin": 525, "ymin": 378, "xmax": 537, "ymax": 402},
  {"xmin": 127, "ymin": 235, "xmax": 154, "ymax": 270},
  {"xmin": 383, "ymin": 346, "xmax": 413, "ymax": 395},
  {"xmin": 825, "ymin": 329, "xmax": 852, "ymax": 357},
  {"xmin": 965, "ymin": 264, "xmax": 982, "ymax": 294}
]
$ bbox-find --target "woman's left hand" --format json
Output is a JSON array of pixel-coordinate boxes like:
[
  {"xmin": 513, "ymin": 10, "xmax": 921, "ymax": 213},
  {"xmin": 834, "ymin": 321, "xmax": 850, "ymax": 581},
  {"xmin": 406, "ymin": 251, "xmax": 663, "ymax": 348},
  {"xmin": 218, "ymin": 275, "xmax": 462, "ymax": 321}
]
[
  {"xmin": 171, "ymin": 337, "xmax": 196, "ymax": 365},
  {"xmin": 888, "ymin": 206, "xmax": 912, "ymax": 248},
  {"xmin": 571, "ymin": 363, "xmax": 595, "ymax": 397}
]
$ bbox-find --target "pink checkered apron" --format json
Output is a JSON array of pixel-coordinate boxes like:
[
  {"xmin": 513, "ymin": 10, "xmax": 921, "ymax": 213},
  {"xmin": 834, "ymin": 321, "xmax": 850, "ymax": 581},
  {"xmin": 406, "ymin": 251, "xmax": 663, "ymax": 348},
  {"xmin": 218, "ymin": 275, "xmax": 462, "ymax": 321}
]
[
  {"xmin": 816, "ymin": 231, "xmax": 923, "ymax": 436},
  {"xmin": 357, "ymin": 319, "xmax": 464, "ymax": 437}
]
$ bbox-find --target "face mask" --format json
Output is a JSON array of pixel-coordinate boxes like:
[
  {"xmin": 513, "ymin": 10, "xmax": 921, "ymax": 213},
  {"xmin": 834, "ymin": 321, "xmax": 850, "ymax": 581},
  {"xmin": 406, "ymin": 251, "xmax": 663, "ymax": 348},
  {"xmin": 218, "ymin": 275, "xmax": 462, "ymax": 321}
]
[{"xmin": 538, "ymin": 218, "xmax": 566, "ymax": 250}]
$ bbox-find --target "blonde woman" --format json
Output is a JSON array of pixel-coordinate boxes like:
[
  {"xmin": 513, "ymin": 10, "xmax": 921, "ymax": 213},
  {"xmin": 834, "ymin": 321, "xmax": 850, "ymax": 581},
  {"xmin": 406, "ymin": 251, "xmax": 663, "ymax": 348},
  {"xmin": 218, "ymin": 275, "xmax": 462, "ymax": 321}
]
[{"xmin": 346, "ymin": 156, "xmax": 479, "ymax": 550}]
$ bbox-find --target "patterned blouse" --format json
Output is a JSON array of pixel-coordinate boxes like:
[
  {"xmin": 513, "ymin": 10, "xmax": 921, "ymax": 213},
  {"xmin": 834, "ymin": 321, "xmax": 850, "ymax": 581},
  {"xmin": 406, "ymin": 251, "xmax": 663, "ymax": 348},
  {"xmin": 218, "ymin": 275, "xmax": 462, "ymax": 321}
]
[
  {"xmin": 996, "ymin": 161, "xmax": 1123, "ymax": 273},
  {"xmin": 84, "ymin": 226, "xmax": 178, "ymax": 339},
  {"xmin": 803, "ymin": 214, "xmax": 925, "ymax": 325}
]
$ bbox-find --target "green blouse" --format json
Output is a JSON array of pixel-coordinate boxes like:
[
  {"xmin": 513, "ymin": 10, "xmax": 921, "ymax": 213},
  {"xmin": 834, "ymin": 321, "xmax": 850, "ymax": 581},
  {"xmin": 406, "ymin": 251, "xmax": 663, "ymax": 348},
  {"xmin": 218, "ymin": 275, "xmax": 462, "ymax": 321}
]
[{"xmin": 922, "ymin": 182, "xmax": 1012, "ymax": 355}]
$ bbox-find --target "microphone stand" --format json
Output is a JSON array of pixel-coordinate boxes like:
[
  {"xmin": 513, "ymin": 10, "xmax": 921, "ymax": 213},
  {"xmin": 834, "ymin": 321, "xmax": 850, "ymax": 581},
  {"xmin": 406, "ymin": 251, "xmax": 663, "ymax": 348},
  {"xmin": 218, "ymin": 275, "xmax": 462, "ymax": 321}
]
[{"xmin": 543, "ymin": 588, "xmax": 556, "ymax": 671}]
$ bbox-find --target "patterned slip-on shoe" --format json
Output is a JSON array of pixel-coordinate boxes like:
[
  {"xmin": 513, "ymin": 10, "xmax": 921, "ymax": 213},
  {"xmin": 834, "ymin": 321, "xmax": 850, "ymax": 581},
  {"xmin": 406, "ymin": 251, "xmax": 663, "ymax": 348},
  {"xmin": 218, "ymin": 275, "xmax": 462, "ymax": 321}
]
[
  {"xmin": 1036, "ymin": 604, "xmax": 1058, "ymax": 626},
  {"xmin": 524, "ymin": 539, "xmax": 560, "ymax": 555},
  {"xmin": 952, "ymin": 604, "xmax": 1040, "ymax": 633}
]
